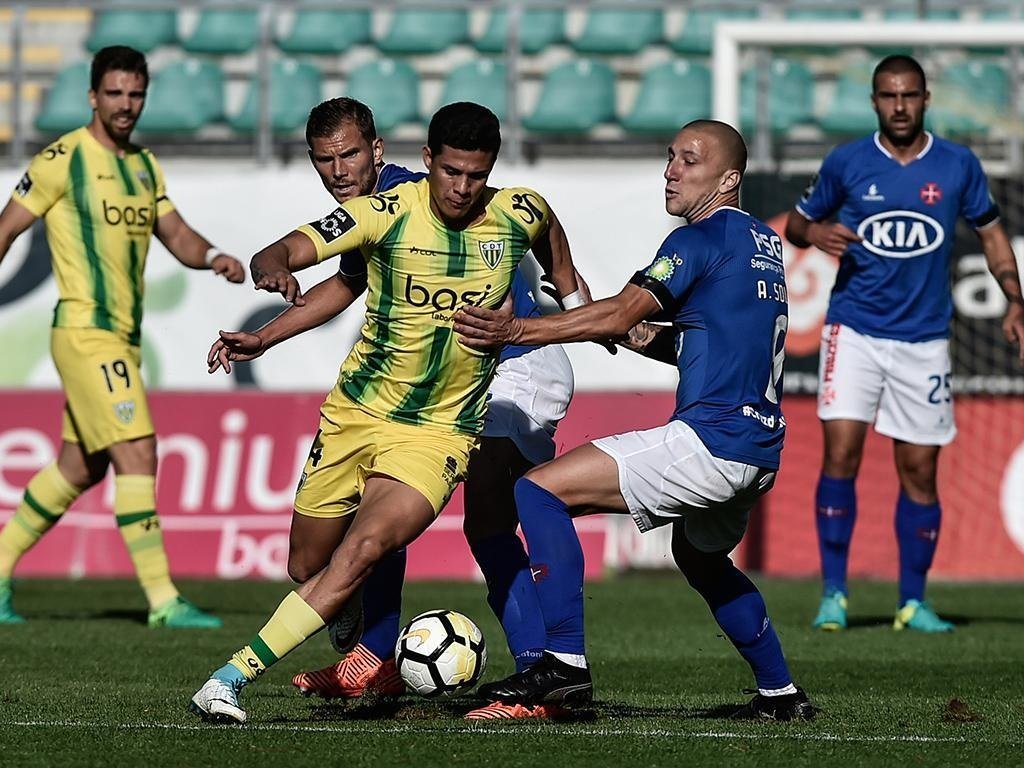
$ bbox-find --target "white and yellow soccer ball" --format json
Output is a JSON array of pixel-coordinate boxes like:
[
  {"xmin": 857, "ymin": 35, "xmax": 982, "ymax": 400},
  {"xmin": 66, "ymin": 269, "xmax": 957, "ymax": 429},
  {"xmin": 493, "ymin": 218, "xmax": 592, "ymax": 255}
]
[{"xmin": 395, "ymin": 610, "xmax": 487, "ymax": 697}]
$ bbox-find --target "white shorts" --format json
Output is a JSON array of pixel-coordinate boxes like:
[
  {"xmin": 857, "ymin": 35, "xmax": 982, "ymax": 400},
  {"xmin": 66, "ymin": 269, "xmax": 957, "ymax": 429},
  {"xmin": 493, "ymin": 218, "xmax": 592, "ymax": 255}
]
[
  {"xmin": 593, "ymin": 420, "xmax": 775, "ymax": 553},
  {"xmin": 482, "ymin": 344, "xmax": 574, "ymax": 465},
  {"xmin": 817, "ymin": 323, "xmax": 956, "ymax": 446}
]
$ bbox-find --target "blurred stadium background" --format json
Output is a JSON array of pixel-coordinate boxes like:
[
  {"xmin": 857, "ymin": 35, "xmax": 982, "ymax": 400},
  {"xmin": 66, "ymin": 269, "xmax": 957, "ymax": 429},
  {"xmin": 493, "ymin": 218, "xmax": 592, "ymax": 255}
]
[{"xmin": 2, "ymin": 0, "xmax": 1024, "ymax": 586}]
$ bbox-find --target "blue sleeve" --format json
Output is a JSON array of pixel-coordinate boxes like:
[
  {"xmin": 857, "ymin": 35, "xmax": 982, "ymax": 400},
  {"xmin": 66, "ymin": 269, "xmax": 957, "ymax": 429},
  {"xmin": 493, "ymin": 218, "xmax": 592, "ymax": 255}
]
[
  {"xmin": 510, "ymin": 267, "xmax": 542, "ymax": 319},
  {"xmin": 960, "ymin": 150, "xmax": 999, "ymax": 229},
  {"xmin": 377, "ymin": 164, "xmax": 426, "ymax": 192},
  {"xmin": 795, "ymin": 148, "xmax": 846, "ymax": 222},
  {"xmin": 628, "ymin": 230, "xmax": 708, "ymax": 311}
]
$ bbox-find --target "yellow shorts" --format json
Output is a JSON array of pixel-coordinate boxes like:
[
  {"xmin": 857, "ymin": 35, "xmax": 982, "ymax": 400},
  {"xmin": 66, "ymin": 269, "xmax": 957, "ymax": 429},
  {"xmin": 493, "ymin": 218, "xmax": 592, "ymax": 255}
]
[
  {"xmin": 294, "ymin": 392, "xmax": 476, "ymax": 519},
  {"xmin": 51, "ymin": 327, "xmax": 155, "ymax": 453}
]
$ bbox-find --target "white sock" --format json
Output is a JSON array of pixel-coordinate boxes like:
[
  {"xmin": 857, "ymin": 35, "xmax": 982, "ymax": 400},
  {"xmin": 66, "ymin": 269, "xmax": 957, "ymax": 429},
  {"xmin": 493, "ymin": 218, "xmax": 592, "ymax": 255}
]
[
  {"xmin": 550, "ymin": 651, "xmax": 588, "ymax": 669},
  {"xmin": 759, "ymin": 683, "xmax": 798, "ymax": 697}
]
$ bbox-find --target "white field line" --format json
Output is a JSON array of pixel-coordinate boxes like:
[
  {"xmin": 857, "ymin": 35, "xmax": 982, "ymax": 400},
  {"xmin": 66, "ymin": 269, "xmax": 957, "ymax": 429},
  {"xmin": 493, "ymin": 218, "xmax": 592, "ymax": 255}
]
[{"xmin": 2, "ymin": 719, "xmax": 1016, "ymax": 744}]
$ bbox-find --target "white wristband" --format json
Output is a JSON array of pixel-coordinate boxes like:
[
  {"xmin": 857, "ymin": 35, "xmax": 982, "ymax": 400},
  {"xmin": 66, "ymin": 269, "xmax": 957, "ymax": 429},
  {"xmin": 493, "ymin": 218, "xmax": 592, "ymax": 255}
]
[
  {"xmin": 205, "ymin": 246, "xmax": 223, "ymax": 267},
  {"xmin": 561, "ymin": 289, "xmax": 585, "ymax": 309}
]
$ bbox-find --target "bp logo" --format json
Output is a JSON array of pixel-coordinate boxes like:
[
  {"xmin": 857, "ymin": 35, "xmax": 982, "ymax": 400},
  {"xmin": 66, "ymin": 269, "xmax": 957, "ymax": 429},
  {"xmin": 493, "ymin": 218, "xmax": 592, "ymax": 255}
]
[
  {"xmin": 479, "ymin": 240, "xmax": 504, "ymax": 269},
  {"xmin": 646, "ymin": 254, "xmax": 682, "ymax": 282}
]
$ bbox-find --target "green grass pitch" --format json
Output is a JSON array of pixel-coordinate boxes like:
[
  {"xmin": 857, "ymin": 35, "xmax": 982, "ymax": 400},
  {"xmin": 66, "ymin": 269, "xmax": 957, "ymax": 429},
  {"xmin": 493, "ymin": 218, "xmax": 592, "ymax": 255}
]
[{"xmin": 1, "ymin": 575, "xmax": 1021, "ymax": 767}]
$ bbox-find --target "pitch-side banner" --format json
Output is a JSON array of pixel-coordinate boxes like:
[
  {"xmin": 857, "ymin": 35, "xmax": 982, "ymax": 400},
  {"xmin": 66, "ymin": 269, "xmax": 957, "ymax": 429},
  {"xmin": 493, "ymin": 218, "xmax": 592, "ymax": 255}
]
[{"xmin": 2, "ymin": 391, "xmax": 1024, "ymax": 580}]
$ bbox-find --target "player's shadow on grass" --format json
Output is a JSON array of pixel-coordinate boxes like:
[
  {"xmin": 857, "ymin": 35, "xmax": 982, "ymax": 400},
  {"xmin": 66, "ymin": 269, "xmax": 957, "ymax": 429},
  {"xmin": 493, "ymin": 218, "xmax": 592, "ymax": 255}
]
[{"xmin": 844, "ymin": 613, "xmax": 985, "ymax": 629}]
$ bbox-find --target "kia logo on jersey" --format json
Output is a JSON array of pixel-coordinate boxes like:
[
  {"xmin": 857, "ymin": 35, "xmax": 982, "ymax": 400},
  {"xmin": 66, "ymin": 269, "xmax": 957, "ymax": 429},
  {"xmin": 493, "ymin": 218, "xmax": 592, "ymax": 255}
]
[{"xmin": 856, "ymin": 210, "xmax": 944, "ymax": 258}]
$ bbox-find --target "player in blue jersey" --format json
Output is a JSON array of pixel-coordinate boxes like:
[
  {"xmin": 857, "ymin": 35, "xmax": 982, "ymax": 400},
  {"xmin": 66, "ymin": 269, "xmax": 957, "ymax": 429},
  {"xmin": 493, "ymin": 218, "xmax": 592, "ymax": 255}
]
[
  {"xmin": 456, "ymin": 120, "xmax": 814, "ymax": 721},
  {"xmin": 213, "ymin": 98, "xmax": 578, "ymax": 720},
  {"xmin": 786, "ymin": 56, "xmax": 1024, "ymax": 634}
]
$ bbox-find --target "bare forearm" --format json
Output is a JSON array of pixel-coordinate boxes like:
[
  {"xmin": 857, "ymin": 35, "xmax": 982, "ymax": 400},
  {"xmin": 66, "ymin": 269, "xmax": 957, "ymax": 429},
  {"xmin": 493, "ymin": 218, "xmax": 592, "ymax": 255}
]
[
  {"xmin": 167, "ymin": 227, "xmax": 214, "ymax": 269},
  {"xmin": 981, "ymin": 225, "xmax": 1024, "ymax": 306},
  {"xmin": 784, "ymin": 210, "xmax": 812, "ymax": 248},
  {"xmin": 256, "ymin": 275, "xmax": 358, "ymax": 348},
  {"xmin": 250, "ymin": 241, "xmax": 292, "ymax": 284},
  {"xmin": 516, "ymin": 296, "xmax": 637, "ymax": 346}
]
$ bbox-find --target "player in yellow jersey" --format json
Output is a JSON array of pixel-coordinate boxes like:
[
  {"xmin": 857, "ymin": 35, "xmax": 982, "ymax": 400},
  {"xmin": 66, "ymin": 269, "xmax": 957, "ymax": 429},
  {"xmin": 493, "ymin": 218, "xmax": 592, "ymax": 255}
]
[
  {"xmin": 0, "ymin": 46, "xmax": 244, "ymax": 627},
  {"xmin": 190, "ymin": 102, "xmax": 580, "ymax": 723}
]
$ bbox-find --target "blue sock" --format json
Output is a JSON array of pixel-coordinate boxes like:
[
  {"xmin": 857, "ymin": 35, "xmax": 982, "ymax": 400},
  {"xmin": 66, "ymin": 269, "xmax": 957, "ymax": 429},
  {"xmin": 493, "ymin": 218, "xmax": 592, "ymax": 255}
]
[
  {"xmin": 359, "ymin": 547, "xmax": 407, "ymax": 660},
  {"xmin": 471, "ymin": 533, "xmax": 545, "ymax": 672},
  {"xmin": 815, "ymin": 474, "xmax": 857, "ymax": 595},
  {"xmin": 513, "ymin": 478, "xmax": 585, "ymax": 656},
  {"xmin": 212, "ymin": 662, "xmax": 247, "ymax": 689},
  {"xmin": 895, "ymin": 492, "xmax": 941, "ymax": 606}
]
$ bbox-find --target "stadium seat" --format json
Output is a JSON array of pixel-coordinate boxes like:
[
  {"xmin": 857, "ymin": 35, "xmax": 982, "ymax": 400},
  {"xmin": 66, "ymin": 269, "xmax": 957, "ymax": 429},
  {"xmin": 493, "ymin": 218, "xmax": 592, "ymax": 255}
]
[
  {"xmin": 438, "ymin": 60, "xmax": 507, "ymax": 121},
  {"xmin": 929, "ymin": 60, "xmax": 1008, "ymax": 136},
  {"xmin": 85, "ymin": 9, "xmax": 178, "ymax": 53},
  {"xmin": 740, "ymin": 58, "xmax": 814, "ymax": 133},
  {"xmin": 344, "ymin": 59, "xmax": 420, "ymax": 133},
  {"xmin": 474, "ymin": 9, "xmax": 565, "ymax": 54},
  {"xmin": 621, "ymin": 60, "xmax": 710, "ymax": 135},
  {"xmin": 229, "ymin": 59, "xmax": 322, "ymax": 134},
  {"xmin": 572, "ymin": 8, "xmax": 664, "ymax": 55},
  {"xmin": 377, "ymin": 9, "xmax": 469, "ymax": 54},
  {"xmin": 182, "ymin": 6, "xmax": 260, "ymax": 54},
  {"xmin": 669, "ymin": 7, "xmax": 759, "ymax": 56},
  {"xmin": 136, "ymin": 59, "xmax": 225, "ymax": 134},
  {"xmin": 784, "ymin": 2, "xmax": 862, "ymax": 22},
  {"xmin": 817, "ymin": 67, "xmax": 879, "ymax": 136},
  {"xmin": 523, "ymin": 59, "xmax": 616, "ymax": 133},
  {"xmin": 277, "ymin": 9, "xmax": 371, "ymax": 54},
  {"xmin": 34, "ymin": 62, "xmax": 91, "ymax": 135}
]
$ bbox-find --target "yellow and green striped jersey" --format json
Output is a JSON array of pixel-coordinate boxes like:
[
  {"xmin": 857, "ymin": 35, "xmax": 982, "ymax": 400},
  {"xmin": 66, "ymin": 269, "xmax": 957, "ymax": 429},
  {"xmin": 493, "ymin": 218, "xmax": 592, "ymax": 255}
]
[
  {"xmin": 297, "ymin": 178, "xmax": 551, "ymax": 434},
  {"xmin": 11, "ymin": 127, "xmax": 174, "ymax": 345}
]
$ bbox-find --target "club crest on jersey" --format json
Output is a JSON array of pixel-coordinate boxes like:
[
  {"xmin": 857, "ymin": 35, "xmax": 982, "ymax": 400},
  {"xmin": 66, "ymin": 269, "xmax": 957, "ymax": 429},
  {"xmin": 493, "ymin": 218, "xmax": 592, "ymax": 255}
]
[
  {"xmin": 856, "ymin": 210, "xmax": 944, "ymax": 259},
  {"xmin": 113, "ymin": 400, "xmax": 135, "ymax": 424},
  {"xmin": 919, "ymin": 182, "xmax": 942, "ymax": 205},
  {"xmin": 478, "ymin": 240, "xmax": 505, "ymax": 269},
  {"xmin": 646, "ymin": 254, "xmax": 682, "ymax": 282},
  {"xmin": 135, "ymin": 171, "xmax": 152, "ymax": 192}
]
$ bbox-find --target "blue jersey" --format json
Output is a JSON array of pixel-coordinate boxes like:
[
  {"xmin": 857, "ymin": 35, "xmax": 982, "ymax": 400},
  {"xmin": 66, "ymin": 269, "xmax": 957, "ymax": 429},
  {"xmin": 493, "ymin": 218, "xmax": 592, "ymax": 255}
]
[
  {"xmin": 340, "ymin": 163, "xmax": 542, "ymax": 363},
  {"xmin": 797, "ymin": 132, "xmax": 998, "ymax": 342},
  {"xmin": 631, "ymin": 207, "xmax": 788, "ymax": 469}
]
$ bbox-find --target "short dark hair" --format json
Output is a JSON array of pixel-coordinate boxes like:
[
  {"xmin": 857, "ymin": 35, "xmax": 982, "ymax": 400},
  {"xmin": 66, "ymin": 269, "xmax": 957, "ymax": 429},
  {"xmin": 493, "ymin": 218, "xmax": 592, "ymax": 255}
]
[
  {"xmin": 427, "ymin": 102, "xmax": 501, "ymax": 158},
  {"xmin": 872, "ymin": 54, "xmax": 927, "ymax": 93},
  {"xmin": 306, "ymin": 97, "xmax": 377, "ymax": 148},
  {"xmin": 90, "ymin": 46, "xmax": 148, "ymax": 91},
  {"xmin": 682, "ymin": 119, "xmax": 748, "ymax": 176}
]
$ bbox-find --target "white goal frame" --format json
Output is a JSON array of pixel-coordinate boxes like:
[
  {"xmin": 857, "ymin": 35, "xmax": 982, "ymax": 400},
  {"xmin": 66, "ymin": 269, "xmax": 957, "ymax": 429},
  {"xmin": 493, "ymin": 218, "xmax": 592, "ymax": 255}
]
[{"xmin": 712, "ymin": 21, "xmax": 1024, "ymax": 130}]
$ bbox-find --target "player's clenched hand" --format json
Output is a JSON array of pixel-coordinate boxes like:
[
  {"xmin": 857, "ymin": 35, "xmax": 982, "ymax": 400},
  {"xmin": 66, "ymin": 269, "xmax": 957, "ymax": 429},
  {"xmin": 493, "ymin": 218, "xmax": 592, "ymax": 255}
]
[
  {"xmin": 207, "ymin": 330, "xmax": 265, "ymax": 374},
  {"xmin": 211, "ymin": 254, "xmax": 246, "ymax": 283},
  {"xmin": 254, "ymin": 270, "xmax": 306, "ymax": 306},
  {"xmin": 807, "ymin": 221, "xmax": 861, "ymax": 257},
  {"xmin": 1003, "ymin": 301, "xmax": 1024, "ymax": 364},
  {"xmin": 454, "ymin": 293, "xmax": 521, "ymax": 351}
]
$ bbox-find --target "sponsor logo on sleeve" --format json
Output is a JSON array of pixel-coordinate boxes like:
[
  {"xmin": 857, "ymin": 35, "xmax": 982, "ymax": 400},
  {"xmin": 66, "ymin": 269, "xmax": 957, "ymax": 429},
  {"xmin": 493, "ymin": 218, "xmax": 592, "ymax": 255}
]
[
  {"xmin": 645, "ymin": 254, "xmax": 682, "ymax": 282},
  {"xmin": 311, "ymin": 207, "xmax": 357, "ymax": 242},
  {"xmin": 14, "ymin": 172, "xmax": 32, "ymax": 197},
  {"xmin": 478, "ymin": 240, "xmax": 504, "ymax": 269}
]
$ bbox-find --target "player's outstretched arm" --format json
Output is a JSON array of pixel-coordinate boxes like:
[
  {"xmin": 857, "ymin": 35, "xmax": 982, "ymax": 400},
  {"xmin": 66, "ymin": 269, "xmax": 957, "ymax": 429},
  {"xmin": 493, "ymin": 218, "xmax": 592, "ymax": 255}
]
[
  {"xmin": 207, "ymin": 271, "xmax": 365, "ymax": 374},
  {"xmin": 154, "ymin": 209, "xmax": 245, "ymax": 283},
  {"xmin": 977, "ymin": 221, "xmax": 1024, "ymax": 362},
  {"xmin": 784, "ymin": 209, "xmax": 860, "ymax": 257},
  {"xmin": 531, "ymin": 209, "xmax": 582, "ymax": 304},
  {"xmin": 0, "ymin": 199, "xmax": 38, "ymax": 266},
  {"xmin": 456, "ymin": 283, "xmax": 659, "ymax": 350},
  {"xmin": 249, "ymin": 230, "xmax": 323, "ymax": 305}
]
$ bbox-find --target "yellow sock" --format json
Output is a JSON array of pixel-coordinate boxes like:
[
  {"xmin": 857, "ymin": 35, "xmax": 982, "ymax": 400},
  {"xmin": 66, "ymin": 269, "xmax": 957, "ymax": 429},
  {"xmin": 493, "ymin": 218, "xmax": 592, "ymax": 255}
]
[
  {"xmin": 0, "ymin": 463, "xmax": 81, "ymax": 578},
  {"xmin": 229, "ymin": 592, "xmax": 326, "ymax": 681},
  {"xmin": 114, "ymin": 475, "xmax": 178, "ymax": 609}
]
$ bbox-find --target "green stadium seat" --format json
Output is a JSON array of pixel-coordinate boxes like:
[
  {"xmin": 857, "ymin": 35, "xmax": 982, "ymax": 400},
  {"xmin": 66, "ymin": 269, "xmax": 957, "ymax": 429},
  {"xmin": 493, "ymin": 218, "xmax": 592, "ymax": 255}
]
[
  {"xmin": 344, "ymin": 59, "xmax": 420, "ymax": 133},
  {"xmin": 740, "ymin": 58, "xmax": 814, "ymax": 133},
  {"xmin": 136, "ymin": 59, "xmax": 224, "ymax": 134},
  {"xmin": 572, "ymin": 8, "xmax": 664, "ymax": 54},
  {"xmin": 784, "ymin": 2, "xmax": 862, "ymax": 22},
  {"xmin": 817, "ymin": 67, "xmax": 878, "ymax": 136},
  {"xmin": 438, "ymin": 60, "xmax": 507, "ymax": 121},
  {"xmin": 229, "ymin": 59, "xmax": 322, "ymax": 134},
  {"xmin": 182, "ymin": 7, "xmax": 260, "ymax": 54},
  {"xmin": 34, "ymin": 62, "xmax": 91, "ymax": 135},
  {"xmin": 621, "ymin": 60, "xmax": 710, "ymax": 135},
  {"xmin": 86, "ymin": 9, "xmax": 178, "ymax": 53},
  {"xmin": 523, "ymin": 59, "xmax": 616, "ymax": 133},
  {"xmin": 377, "ymin": 9, "xmax": 469, "ymax": 54},
  {"xmin": 474, "ymin": 9, "xmax": 565, "ymax": 54},
  {"xmin": 277, "ymin": 9, "xmax": 371, "ymax": 54},
  {"xmin": 669, "ymin": 7, "xmax": 759, "ymax": 56},
  {"xmin": 929, "ymin": 60, "xmax": 1008, "ymax": 136}
]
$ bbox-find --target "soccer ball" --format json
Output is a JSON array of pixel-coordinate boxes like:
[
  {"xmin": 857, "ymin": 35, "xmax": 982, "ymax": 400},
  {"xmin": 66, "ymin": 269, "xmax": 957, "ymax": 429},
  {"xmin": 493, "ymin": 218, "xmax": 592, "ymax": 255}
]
[{"xmin": 395, "ymin": 610, "xmax": 487, "ymax": 697}]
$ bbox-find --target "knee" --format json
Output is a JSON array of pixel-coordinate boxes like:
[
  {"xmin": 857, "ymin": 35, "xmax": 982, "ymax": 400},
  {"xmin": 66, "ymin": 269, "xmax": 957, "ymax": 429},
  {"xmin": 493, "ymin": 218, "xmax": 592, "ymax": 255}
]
[
  {"xmin": 671, "ymin": 528, "xmax": 723, "ymax": 590},
  {"xmin": 822, "ymin": 444, "xmax": 861, "ymax": 478},
  {"xmin": 286, "ymin": 552, "xmax": 321, "ymax": 584},
  {"xmin": 898, "ymin": 463, "xmax": 937, "ymax": 501},
  {"xmin": 336, "ymin": 532, "xmax": 389, "ymax": 579}
]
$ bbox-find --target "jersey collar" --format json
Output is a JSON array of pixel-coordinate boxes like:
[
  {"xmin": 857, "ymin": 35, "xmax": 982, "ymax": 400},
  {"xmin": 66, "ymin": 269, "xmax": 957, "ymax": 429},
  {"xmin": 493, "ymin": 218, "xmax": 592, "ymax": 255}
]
[{"xmin": 873, "ymin": 131, "xmax": 933, "ymax": 163}]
